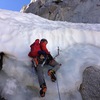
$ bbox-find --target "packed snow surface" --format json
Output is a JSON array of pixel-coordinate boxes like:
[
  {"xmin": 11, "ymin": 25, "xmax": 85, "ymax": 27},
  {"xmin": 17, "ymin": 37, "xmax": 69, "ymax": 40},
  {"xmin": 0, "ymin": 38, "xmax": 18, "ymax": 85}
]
[{"xmin": 0, "ymin": 9, "xmax": 100, "ymax": 100}]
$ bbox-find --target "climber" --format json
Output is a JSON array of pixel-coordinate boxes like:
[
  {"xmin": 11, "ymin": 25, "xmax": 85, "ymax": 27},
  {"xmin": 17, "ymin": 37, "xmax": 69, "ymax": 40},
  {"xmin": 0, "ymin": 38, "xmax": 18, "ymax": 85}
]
[{"xmin": 28, "ymin": 38, "xmax": 61, "ymax": 97}]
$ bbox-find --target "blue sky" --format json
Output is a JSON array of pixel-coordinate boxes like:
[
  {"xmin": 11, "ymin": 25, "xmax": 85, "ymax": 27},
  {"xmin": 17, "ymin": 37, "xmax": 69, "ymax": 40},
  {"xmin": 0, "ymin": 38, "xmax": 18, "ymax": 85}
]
[{"xmin": 0, "ymin": 0, "xmax": 30, "ymax": 11}]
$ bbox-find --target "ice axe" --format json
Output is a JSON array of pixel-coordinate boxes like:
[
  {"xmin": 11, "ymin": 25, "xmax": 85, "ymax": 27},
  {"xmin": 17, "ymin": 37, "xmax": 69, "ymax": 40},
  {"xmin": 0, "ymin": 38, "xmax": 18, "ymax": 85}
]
[{"xmin": 54, "ymin": 46, "xmax": 60, "ymax": 59}]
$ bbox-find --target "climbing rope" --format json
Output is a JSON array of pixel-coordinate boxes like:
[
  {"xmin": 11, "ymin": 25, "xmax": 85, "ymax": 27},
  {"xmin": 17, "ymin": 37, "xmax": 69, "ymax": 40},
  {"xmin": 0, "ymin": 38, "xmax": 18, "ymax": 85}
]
[
  {"xmin": 56, "ymin": 75, "xmax": 61, "ymax": 100},
  {"xmin": 54, "ymin": 46, "xmax": 61, "ymax": 100}
]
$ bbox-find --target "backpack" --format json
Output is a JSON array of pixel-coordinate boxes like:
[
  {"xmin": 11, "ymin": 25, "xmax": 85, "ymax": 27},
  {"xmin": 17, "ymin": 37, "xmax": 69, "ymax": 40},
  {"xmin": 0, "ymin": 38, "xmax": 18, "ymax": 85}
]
[{"xmin": 28, "ymin": 39, "xmax": 41, "ymax": 58}]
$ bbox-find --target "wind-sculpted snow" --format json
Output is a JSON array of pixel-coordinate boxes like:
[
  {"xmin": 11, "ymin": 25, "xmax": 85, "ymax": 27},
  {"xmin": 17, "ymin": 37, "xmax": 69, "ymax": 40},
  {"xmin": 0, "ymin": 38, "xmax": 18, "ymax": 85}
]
[
  {"xmin": 0, "ymin": 9, "xmax": 100, "ymax": 60},
  {"xmin": 0, "ymin": 9, "xmax": 100, "ymax": 100}
]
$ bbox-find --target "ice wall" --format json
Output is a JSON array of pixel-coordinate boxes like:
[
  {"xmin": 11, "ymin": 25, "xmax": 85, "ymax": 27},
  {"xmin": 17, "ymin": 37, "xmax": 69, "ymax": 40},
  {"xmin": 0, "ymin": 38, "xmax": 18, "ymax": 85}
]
[{"xmin": 0, "ymin": 9, "xmax": 100, "ymax": 100}]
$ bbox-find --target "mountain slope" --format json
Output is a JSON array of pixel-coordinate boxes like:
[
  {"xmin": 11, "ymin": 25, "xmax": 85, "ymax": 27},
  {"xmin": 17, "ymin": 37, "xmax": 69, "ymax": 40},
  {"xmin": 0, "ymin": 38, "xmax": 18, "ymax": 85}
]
[{"xmin": 21, "ymin": 0, "xmax": 100, "ymax": 23}]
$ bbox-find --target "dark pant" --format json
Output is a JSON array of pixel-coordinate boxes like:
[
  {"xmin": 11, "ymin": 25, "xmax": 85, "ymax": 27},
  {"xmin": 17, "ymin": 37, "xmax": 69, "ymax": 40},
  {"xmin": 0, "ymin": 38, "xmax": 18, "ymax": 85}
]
[{"xmin": 33, "ymin": 54, "xmax": 60, "ymax": 88}]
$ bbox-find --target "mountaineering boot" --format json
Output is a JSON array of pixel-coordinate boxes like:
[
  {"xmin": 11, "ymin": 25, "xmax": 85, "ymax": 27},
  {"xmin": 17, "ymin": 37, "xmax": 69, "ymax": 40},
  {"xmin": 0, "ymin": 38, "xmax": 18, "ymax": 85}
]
[
  {"xmin": 48, "ymin": 69, "xmax": 56, "ymax": 82},
  {"xmin": 40, "ymin": 84, "xmax": 47, "ymax": 97}
]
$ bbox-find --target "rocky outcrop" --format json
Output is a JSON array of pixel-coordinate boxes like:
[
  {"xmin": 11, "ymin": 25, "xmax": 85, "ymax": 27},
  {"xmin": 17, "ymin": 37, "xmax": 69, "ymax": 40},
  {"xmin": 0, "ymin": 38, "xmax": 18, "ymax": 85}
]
[
  {"xmin": 79, "ymin": 66, "xmax": 100, "ymax": 100},
  {"xmin": 0, "ymin": 95, "xmax": 5, "ymax": 100},
  {"xmin": 21, "ymin": 0, "xmax": 100, "ymax": 23}
]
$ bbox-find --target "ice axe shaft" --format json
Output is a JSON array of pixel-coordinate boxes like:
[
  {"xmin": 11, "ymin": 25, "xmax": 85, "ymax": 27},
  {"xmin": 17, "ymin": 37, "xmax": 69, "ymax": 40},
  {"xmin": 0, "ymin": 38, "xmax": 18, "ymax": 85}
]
[{"xmin": 54, "ymin": 46, "xmax": 60, "ymax": 59}]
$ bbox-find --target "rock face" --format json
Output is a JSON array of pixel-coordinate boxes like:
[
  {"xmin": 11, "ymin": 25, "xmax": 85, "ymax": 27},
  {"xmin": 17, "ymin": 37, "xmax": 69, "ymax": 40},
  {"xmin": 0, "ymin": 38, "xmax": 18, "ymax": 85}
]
[
  {"xmin": 79, "ymin": 66, "xmax": 100, "ymax": 100},
  {"xmin": 21, "ymin": 0, "xmax": 100, "ymax": 23}
]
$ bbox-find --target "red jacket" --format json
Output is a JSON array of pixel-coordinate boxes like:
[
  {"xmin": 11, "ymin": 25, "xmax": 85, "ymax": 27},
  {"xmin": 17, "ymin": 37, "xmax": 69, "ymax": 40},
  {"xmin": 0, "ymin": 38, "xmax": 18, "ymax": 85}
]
[
  {"xmin": 40, "ymin": 41, "xmax": 50, "ymax": 54},
  {"xmin": 28, "ymin": 39, "xmax": 41, "ymax": 57}
]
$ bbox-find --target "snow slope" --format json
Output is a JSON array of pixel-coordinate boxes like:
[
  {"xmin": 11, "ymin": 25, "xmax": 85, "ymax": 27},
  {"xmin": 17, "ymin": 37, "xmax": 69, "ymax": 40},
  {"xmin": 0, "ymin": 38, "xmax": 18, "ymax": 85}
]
[{"xmin": 0, "ymin": 9, "xmax": 100, "ymax": 100}]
